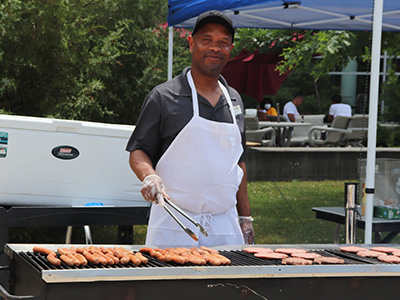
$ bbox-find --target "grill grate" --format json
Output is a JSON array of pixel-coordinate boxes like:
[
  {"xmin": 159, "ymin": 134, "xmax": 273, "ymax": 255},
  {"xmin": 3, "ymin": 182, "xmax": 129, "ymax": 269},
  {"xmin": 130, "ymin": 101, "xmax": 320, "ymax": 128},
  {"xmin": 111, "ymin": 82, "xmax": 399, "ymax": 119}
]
[
  {"xmin": 326, "ymin": 249, "xmax": 400, "ymax": 265},
  {"xmin": 226, "ymin": 250, "xmax": 368, "ymax": 265},
  {"xmin": 22, "ymin": 252, "xmax": 162, "ymax": 272},
  {"xmin": 19, "ymin": 249, "xmax": 370, "ymax": 273}
]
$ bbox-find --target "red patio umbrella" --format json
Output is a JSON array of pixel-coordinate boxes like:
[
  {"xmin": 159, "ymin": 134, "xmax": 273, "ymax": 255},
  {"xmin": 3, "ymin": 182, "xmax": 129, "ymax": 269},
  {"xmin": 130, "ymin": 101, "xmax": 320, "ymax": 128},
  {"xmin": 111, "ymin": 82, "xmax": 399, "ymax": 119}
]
[{"xmin": 222, "ymin": 50, "xmax": 290, "ymax": 102}]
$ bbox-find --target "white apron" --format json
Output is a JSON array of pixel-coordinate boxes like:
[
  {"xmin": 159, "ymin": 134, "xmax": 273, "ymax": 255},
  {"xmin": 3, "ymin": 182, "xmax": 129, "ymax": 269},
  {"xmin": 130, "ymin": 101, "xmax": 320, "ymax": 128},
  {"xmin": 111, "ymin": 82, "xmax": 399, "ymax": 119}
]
[{"xmin": 145, "ymin": 71, "xmax": 244, "ymax": 247}]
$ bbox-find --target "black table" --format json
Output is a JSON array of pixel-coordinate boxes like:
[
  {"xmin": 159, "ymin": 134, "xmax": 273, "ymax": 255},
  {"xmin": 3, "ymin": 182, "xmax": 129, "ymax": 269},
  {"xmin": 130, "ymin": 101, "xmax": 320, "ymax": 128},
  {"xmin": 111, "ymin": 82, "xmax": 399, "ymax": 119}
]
[
  {"xmin": 312, "ymin": 206, "xmax": 400, "ymax": 244},
  {"xmin": 0, "ymin": 205, "xmax": 150, "ymax": 265}
]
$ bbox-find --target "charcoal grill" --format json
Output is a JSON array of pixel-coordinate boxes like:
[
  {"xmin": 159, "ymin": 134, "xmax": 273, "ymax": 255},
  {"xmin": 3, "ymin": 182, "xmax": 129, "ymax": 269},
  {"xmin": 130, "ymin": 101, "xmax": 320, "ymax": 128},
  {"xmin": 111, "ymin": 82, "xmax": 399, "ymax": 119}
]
[{"xmin": 1, "ymin": 243, "xmax": 400, "ymax": 300}]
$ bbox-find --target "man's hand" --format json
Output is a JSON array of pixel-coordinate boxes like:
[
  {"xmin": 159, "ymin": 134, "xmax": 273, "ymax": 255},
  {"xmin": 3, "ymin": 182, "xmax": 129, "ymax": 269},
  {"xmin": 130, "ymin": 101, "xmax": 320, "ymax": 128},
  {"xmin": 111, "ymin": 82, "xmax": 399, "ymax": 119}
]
[
  {"xmin": 141, "ymin": 174, "xmax": 168, "ymax": 206},
  {"xmin": 239, "ymin": 216, "xmax": 255, "ymax": 244}
]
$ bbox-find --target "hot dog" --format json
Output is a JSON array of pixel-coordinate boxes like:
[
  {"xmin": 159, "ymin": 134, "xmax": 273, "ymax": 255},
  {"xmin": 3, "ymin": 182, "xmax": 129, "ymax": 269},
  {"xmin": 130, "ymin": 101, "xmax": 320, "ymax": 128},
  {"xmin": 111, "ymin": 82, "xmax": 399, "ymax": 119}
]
[
  {"xmin": 89, "ymin": 246, "xmax": 99, "ymax": 252},
  {"xmin": 83, "ymin": 251, "xmax": 100, "ymax": 265},
  {"xmin": 57, "ymin": 247, "xmax": 71, "ymax": 255},
  {"xmin": 165, "ymin": 248, "xmax": 183, "ymax": 255},
  {"xmin": 33, "ymin": 246, "xmax": 56, "ymax": 257},
  {"xmin": 200, "ymin": 252, "xmax": 222, "ymax": 266},
  {"xmin": 66, "ymin": 253, "xmax": 81, "ymax": 266},
  {"xmin": 210, "ymin": 253, "xmax": 231, "ymax": 265},
  {"xmin": 76, "ymin": 247, "xmax": 89, "ymax": 254},
  {"xmin": 199, "ymin": 246, "xmax": 219, "ymax": 254},
  {"xmin": 105, "ymin": 252, "xmax": 120, "ymax": 264},
  {"xmin": 102, "ymin": 253, "xmax": 115, "ymax": 265},
  {"xmin": 168, "ymin": 253, "xmax": 188, "ymax": 265},
  {"xmin": 73, "ymin": 253, "xmax": 88, "ymax": 266},
  {"xmin": 155, "ymin": 248, "xmax": 168, "ymax": 255},
  {"xmin": 134, "ymin": 252, "xmax": 148, "ymax": 264},
  {"xmin": 181, "ymin": 252, "xmax": 207, "ymax": 265},
  {"xmin": 190, "ymin": 247, "xmax": 202, "ymax": 256},
  {"xmin": 128, "ymin": 254, "xmax": 141, "ymax": 266},
  {"xmin": 100, "ymin": 246, "xmax": 110, "ymax": 254},
  {"xmin": 118, "ymin": 247, "xmax": 134, "ymax": 255},
  {"xmin": 140, "ymin": 247, "xmax": 157, "ymax": 257},
  {"xmin": 112, "ymin": 247, "xmax": 125, "ymax": 259},
  {"xmin": 119, "ymin": 255, "xmax": 130, "ymax": 265},
  {"xmin": 92, "ymin": 253, "xmax": 107, "ymax": 265},
  {"xmin": 60, "ymin": 254, "xmax": 76, "ymax": 267},
  {"xmin": 47, "ymin": 253, "xmax": 61, "ymax": 266},
  {"xmin": 89, "ymin": 249, "xmax": 114, "ymax": 265}
]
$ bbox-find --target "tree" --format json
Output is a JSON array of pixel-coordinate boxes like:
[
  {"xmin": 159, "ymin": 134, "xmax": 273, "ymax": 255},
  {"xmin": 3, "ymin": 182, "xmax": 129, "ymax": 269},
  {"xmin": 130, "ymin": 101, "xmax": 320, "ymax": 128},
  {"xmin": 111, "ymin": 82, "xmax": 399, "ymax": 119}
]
[
  {"xmin": 231, "ymin": 28, "xmax": 400, "ymax": 118},
  {"xmin": 0, "ymin": 0, "xmax": 169, "ymax": 124}
]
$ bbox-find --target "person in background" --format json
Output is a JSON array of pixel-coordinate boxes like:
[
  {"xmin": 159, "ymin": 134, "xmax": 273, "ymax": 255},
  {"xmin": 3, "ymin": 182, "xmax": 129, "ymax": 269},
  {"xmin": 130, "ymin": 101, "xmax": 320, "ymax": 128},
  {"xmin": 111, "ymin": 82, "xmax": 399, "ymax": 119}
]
[
  {"xmin": 283, "ymin": 93, "xmax": 304, "ymax": 122},
  {"xmin": 258, "ymin": 97, "xmax": 277, "ymax": 121},
  {"xmin": 126, "ymin": 10, "xmax": 254, "ymax": 247},
  {"xmin": 325, "ymin": 94, "xmax": 352, "ymax": 123}
]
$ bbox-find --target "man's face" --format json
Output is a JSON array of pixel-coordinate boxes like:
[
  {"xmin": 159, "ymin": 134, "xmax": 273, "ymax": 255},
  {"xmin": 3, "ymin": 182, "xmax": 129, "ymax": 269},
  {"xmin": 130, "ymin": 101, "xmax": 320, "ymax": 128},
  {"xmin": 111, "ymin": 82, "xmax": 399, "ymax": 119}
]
[
  {"xmin": 294, "ymin": 96, "xmax": 304, "ymax": 107},
  {"xmin": 188, "ymin": 23, "xmax": 234, "ymax": 77}
]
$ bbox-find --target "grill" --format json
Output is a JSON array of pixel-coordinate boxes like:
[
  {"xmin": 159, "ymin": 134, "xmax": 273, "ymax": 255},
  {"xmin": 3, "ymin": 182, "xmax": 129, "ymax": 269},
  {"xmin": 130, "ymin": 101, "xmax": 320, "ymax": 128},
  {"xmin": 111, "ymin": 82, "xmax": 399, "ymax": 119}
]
[{"xmin": 2, "ymin": 244, "xmax": 400, "ymax": 300}]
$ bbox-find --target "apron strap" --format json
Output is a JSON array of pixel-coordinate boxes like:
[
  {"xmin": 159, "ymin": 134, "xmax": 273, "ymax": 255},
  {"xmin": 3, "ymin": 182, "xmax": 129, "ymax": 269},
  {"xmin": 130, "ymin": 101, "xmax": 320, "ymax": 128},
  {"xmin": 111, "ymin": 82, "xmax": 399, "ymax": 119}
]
[
  {"xmin": 187, "ymin": 70, "xmax": 236, "ymax": 125},
  {"xmin": 187, "ymin": 70, "xmax": 199, "ymax": 117},
  {"xmin": 218, "ymin": 81, "xmax": 237, "ymax": 126}
]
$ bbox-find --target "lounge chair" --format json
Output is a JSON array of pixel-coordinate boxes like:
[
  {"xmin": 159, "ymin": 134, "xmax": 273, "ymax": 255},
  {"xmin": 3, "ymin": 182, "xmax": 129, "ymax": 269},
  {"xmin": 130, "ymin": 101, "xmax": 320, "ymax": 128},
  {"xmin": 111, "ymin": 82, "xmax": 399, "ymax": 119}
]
[
  {"xmin": 245, "ymin": 115, "xmax": 276, "ymax": 147},
  {"xmin": 307, "ymin": 116, "xmax": 352, "ymax": 147},
  {"xmin": 289, "ymin": 114, "xmax": 325, "ymax": 146},
  {"xmin": 342, "ymin": 114, "xmax": 368, "ymax": 147}
]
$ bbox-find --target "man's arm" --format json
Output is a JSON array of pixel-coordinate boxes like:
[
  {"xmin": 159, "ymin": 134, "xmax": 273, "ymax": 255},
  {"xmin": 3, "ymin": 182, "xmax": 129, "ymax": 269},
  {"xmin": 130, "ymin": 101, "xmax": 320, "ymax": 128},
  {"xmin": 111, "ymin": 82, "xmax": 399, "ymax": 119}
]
[
  {"xmin": 236, "ymin": 161, "xmax": 251, "ymax": 216},
  {"xmin": 129, "ymin": 149, "xmax": 168, "ymax": 204},
  {"xmin": 287, "ymin": 113, "xmax": 295, "ymax": 122},
  {"xmin": 129, "ymin": 149, "xmax": 156, "ymax": 181},
  {"xmin": 237, "ymin": 161, "xmax": 255, "ymax": 244}
]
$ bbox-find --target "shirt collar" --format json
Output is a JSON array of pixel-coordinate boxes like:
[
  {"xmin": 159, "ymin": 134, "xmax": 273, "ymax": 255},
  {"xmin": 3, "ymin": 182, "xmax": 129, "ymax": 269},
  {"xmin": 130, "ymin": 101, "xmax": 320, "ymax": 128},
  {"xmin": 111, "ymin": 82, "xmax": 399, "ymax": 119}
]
[{"xmin": 173, "ymin": 67, "xmax": 238, "ymax": 103}]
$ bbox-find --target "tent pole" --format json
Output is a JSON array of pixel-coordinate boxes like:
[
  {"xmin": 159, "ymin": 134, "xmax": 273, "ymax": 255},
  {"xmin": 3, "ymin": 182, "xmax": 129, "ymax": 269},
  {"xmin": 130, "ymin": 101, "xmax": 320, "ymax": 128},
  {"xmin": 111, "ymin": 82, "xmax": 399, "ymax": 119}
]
[
  {"xmin": 364, "ymin": 0, "xmax": 384, "ymax": 244},
  {"xmin": 168, "ymin": 26, "xmax": 173, "ymax": 80}
]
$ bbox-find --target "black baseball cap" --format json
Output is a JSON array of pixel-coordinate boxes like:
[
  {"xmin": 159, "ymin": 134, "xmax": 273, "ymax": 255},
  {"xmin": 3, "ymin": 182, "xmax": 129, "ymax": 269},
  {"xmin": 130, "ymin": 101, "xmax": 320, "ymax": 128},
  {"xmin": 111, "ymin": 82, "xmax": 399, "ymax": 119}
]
[{"xmin": 192, "ymin": 10, "xmax": 235, "ymax": 42}]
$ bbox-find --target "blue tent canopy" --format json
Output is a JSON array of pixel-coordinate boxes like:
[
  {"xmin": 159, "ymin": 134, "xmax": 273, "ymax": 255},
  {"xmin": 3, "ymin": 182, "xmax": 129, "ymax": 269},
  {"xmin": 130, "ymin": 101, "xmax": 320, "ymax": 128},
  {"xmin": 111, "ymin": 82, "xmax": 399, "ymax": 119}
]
[
  {"xmin": 168, "ymin": 0, "xmax": 400, "ymax": 31},
  {"xmin": 168, "ymin": 0, "xmax": 274, "ymax": 27},
  {"xmin": 167, "ymin": 0, "xmax": 400, "ymax": 244}
]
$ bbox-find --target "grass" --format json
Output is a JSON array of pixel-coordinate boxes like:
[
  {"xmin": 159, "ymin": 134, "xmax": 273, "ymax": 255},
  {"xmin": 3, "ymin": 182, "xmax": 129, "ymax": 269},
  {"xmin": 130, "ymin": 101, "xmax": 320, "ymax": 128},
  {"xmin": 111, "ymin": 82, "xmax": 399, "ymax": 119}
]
[
  {"xmin": 249, "ymin": 180, "xmax": 347, "ymax": 244},
  {"xmin": 8, "ymin": 180, "xmax": 399, "ymax": 245}
]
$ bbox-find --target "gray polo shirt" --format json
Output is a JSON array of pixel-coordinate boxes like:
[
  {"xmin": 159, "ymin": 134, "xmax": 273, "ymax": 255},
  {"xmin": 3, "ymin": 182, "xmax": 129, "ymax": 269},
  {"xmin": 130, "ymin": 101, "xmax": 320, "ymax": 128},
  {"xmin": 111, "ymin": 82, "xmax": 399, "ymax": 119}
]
[{"xmin": 126, "ymin": 67, "xmax": 246, "ymax": 168}]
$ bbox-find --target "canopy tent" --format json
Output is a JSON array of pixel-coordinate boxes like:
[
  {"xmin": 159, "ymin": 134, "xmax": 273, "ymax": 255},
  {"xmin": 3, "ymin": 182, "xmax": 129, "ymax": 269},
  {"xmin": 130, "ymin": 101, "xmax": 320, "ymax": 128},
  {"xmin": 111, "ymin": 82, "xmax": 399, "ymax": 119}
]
[
  {"xmin": 168, "ymin": 0, "xmax": 400, "ymax": 30},
  {"xmin": 167, "ymin": 0, "xmax": 400, "ymax": 244}
]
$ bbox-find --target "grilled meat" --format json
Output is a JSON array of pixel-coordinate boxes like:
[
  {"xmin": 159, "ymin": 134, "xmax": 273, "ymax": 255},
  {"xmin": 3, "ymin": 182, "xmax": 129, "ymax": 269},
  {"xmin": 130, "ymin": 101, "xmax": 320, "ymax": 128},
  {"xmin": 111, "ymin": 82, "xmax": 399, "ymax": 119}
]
[
  {"xmin": 314, "ymin": 257, "xmax": 345, "ymax": 264},
  {"xmin": 282, "ymin": 257, "xmax": 313, "ymax": 265}
]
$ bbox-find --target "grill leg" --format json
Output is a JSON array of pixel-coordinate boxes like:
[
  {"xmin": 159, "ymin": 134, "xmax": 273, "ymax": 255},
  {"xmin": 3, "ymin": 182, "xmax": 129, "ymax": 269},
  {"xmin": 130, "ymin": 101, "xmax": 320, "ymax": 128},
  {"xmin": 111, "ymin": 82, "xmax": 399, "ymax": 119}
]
[
  {"xmin": 84, "ymin": 226, "xmax": 92, "ymax": 244},
  {"xmin": 65, "ymin": 226, "xmax": 93, "ymax": 245},
  {"xmin": 334, "ymin": 224, "xmax": 341, "ymax": 244},
  {"xmin": 65, "ymin": 226, "xmax": 73, "ymax": 244},
  {"xmin": 0, "ymin": 226, "xmax": 8, "ymax": 266}
]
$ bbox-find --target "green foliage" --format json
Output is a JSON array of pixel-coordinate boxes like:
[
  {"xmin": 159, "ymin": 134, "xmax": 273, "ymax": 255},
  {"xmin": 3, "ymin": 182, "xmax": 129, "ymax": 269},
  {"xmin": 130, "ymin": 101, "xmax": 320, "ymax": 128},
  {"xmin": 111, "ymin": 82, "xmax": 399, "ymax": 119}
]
[
  {"xmin": 376, "ymin": 125, "xmax": 400, "ymax": 147},
  {"xmin": 381, "ymin": 73, "xmax": 400, "ymax": 124},
  {"xmin": 2, "ymin": 2, "xmax": 400, "ymax": 129},
  {"xmin": 276, "ymin": 30, "xmax": 364, "ymax": 81},
  {"xmin": 0, "ymin": 0, "xmax": 169, "ymax": 124},
  {"xmin": 234, "ymin": 29, "xmax": 365, "ymax": 81},
  {"xmin": 232, "ymin": 28, "xmax": 299, "ymax": 57}
]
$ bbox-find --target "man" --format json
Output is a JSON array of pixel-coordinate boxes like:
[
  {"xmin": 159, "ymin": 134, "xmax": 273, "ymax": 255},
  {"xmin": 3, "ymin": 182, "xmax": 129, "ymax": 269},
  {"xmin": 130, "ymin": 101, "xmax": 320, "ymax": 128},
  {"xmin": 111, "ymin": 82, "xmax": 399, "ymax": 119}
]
[
  {"xmin": 126, "ymin": 10, "xmax": 254, "ymax": 247},
  {"xmin": 283, "ymin": 94, "xmax": 304, "ymax": 122},
  {"xmin": 325, "ymin": 94, "xmax": 352, "ymax": 123}
]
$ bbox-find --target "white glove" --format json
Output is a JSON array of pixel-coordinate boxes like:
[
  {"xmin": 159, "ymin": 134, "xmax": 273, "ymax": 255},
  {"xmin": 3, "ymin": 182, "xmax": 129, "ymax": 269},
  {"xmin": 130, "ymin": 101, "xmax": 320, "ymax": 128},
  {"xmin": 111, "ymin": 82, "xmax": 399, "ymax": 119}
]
[
  {"xmin": 239, "ymin": 216, "xmax": 255, "ymax": 245},
  {"xmin": 141, "ymin": 174, "xmax": 167, "ymax": 206}
]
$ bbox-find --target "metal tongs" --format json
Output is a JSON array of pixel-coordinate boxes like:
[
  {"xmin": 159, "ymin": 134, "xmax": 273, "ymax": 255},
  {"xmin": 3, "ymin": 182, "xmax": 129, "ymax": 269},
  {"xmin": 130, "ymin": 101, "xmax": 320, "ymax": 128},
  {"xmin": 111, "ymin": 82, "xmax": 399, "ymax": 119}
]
[{"xmin": 163, "ymin": 197, "xmax": 208, "ymax": 241}]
